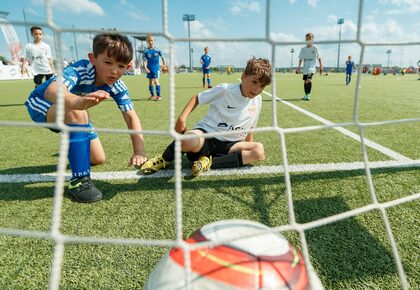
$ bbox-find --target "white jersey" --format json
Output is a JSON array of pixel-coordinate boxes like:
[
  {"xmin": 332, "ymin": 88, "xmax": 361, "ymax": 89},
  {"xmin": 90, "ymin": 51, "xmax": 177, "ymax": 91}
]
[
  {"xmin": 24, "ymin": 42, "xmax": 53, "ymax": 75},
  {"xmin": 195, "ymin": 83, "xmax": 262, "ymax": 142},
  {"xmin": 298, "ymin": 45, "xmax": 320, "ymax": 75}
]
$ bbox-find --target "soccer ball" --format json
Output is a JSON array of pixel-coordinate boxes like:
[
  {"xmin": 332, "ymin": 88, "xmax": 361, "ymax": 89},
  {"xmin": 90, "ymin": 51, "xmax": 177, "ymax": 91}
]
[{"xmin": 144, "ymin": 220, "xmax": 323, "ymax": 290}]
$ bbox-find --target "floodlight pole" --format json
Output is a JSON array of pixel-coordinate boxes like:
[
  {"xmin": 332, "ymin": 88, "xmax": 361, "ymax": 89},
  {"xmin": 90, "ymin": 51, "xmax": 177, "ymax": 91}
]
[
  {"xmin": 182, "ymin": 14, "xmax": 195, "ymax": 72},
  {"xmin": 290, "ymin": 48, "xmax": 295, "ymax": 73},
  {"xmin": 336, "ymin": 18, "xmax": 344, "ymax": 72},
  {"xmin": 22, "ymin": 9, "xmax": 30, "ymax": 43},
  {"xmin": 386, "ymin": 49, "xmax": 392, "ymax": 68}
]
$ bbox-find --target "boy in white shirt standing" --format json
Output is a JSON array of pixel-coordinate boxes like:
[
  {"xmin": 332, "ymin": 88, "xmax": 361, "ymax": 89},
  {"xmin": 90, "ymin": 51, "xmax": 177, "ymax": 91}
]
[
  {"xmin": 296, "ymin": 32, "xmax": 323, "ymax": 101},
  {"xmin": 21, "ymin": 26, "xmax": 55, "ymax": 88}
]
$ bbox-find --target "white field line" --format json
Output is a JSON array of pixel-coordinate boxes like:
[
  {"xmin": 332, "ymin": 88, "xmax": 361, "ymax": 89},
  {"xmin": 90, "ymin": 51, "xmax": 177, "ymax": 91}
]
[
  {"xmin": 1, "ymin": 160, "xmax": 418, "ymax": 183},
  {"xmin": 262, "ymin": 91, "xmax": 413, "ymax": 162}
]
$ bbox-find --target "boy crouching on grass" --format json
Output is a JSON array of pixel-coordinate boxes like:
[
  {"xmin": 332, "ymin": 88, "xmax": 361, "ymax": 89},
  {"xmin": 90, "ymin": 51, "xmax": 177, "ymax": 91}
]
[
  {"xmin": 141, "ymin": 57, "xmax": 271, "ymax": 177},
  {"xmin": 25, "ymin": 33, "xmax": 147, "ymax": 203}
]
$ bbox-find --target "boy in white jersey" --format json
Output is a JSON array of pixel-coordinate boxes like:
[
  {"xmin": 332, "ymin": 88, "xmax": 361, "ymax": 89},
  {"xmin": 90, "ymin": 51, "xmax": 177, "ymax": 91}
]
[
  {"xmin": 296, "ymin": 32, "xmax": 323, "ymax": 101},
  {"xmin": 20, "ymin": 26, "xmax": 55, "ymax": 88},
  {"xmin": 141, "ymin": 58, "xmax": 271, "ymax": 176},
  {"xmin": 25, "ymin": 33, "xmax": 147, "ymax": 202}
]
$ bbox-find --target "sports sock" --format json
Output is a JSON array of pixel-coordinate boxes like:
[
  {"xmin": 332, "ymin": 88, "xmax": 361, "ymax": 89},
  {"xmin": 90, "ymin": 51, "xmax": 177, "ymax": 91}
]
[
  {"xmin": 207, "ymin": 77, "xmax": 211, "ymax": 86},
  {"xmin": 162, "ymin": 141, "xmax": 176, "ymax": 162},
  {"xmin": 156, "ymin": 85, "xmax": 161, "ymax": 96},
  {"xmin": 202, "ymin": 77, "xmax": 205, "ymax": 86},
  {"xmin": 68, "ymin": 124, "xmax": 90, "ymax": 179},
  {"xmin": 304, "ymin": 83, "xmax": 309, "ymax": 94},
  {"xmin": 149, "ymin": 85, "xmax": 154, "ymax": 96},
  {"xmin": 307, "ymin": 82, "xmax": 312, "ymax": 94},
  {"xmin": 211, "ymin": 151, "xmax": 243, "ymax": 169}
]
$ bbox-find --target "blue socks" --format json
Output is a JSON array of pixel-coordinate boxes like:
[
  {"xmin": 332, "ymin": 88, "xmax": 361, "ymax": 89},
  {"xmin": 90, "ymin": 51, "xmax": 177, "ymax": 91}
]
[
  {"xmin": 207, "ymin": 78, "xmax": 211, "ymax": 86},
  {"xmin": 68, "ymin": 124, "xmax": 90, "ymax": 179},
  {"xmin": 156, "ymin": 85, "xmax": 161, "ymax": 96},
  {"xmin": 202, "ymin": 77, "xmax": 205, "ymax": 86},
  {"xmin": 149, "ymin": 85, "xmax": 154, "ymax": 96}
]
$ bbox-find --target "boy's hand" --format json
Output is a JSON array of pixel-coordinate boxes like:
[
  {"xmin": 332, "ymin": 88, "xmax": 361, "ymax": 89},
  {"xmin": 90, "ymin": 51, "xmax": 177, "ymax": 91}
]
[
  {"xmin": 129, "ymin": 154, "xmax": 147, "ymax": 166},
  {"xmin": 296, "ymin": 68, "xmax": 301, "ymax": 74},
  {"xmin": 145, "ymin": 68, "xmax": 150, "ymax": 73},
  {"xmin": 79, "ymin": 90, "xmax": 110, "ymax": 109},
  {"xmin": 175, "ymin": 119, "xmax": 187, "ymax": 134}
]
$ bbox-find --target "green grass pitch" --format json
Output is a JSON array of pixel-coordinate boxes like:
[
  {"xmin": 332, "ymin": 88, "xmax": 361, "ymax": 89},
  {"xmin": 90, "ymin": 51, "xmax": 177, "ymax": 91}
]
[{"xmin": 0, "ymin": 72, "xmax": 419, "ymax": 289}]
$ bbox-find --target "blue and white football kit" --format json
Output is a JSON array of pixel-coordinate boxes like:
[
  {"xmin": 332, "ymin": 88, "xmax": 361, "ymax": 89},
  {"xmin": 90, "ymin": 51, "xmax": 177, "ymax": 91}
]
[
  {"xmin": 25, "ymin": 59, "xmax": 135, "ymax": 179},
  {"xmin": 201, "ymin": 53, "xmax": 212, "ymax": 87},
  {"xmin": 143, "ymin": 47, "xmax": 163, "ymax": 97},
  {"xmin": 345, "ymin": 60, "xmax": 355, "ymax": 85}
]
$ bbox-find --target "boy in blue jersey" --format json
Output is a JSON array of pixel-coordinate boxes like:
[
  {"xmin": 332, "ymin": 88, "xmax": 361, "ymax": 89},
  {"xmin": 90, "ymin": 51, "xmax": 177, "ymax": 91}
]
[
  {"xmin": 345, "ymin": 55, "xmax": 356, "ymax": 85},
  {"xmin": 143, "ymin": 34, "xmax": 166, "ymax": 101},
  {"xmin": 25, "ymin": 33, "xmax": 147, "ymax": 203},
  {"xmin": 141, "ymin": 58, "xmax": 271, "ymax": 177},
  {"xmin": 200, "ymin": 47, "xmax": 212, "ymax": 88},
  {"xmin": 296, "ymin": 33, "xmax": 323, "ymax": 101}
]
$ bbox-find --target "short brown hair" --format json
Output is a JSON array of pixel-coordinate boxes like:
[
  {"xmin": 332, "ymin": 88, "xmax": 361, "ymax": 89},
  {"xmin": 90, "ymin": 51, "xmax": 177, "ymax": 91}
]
[
  {"xmin": 305, "ymin": 32, "xmax": 314, "ymax": 39},
  {"xmin": 30, "ymin": 26, "xmax": 42, "ymax": 34},
  {"xmin": 92, "ymin": 33, "xmax": 133, "ymax": 64},
  {"xmin": 244, "ymin": 58, "xmax": 272, "ymax": 86}
]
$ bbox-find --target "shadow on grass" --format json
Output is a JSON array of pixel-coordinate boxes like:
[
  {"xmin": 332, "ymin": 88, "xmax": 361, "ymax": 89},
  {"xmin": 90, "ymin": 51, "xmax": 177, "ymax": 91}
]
[
  {"xmin": 0, "ymin": 103, "xmax": 26, "ymax": 107},
  {"xmin": 294, "ymin": 196, "xmax": 401, "ymax": 283}
]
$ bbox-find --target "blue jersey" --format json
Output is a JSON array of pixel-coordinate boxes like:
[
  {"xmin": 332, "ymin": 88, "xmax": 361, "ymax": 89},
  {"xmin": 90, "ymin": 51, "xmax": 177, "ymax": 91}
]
[
  {"xmin": 346, "ymin": 60, "xmax": 355, "ymax": 73},
  {"xmin": 25, "ymin": 59, "xmax": 134, "ymax": 122},
  {"xmin": 201, "ymin": 54, "xmax": 211, "ymax": 68},
  {"xmin": 143, "ymin": 47, "xmax": 163, "ymax": 72}
]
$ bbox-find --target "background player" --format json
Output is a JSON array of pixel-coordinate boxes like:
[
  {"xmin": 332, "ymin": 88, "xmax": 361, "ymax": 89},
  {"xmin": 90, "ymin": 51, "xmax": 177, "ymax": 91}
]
[
  {"xmin": 141, "ymin": 58, "xmax": 271, "ymax": 177},
  {"xmin": 143, "ymin": 34, "xmax": 166, "ymax": 101},
  {"xmin": 345, "ymin": 55, "xmax": 356, "ymax": 85},
  {"xmin": 25, "ymin": 33, "xmax": 147, "ymax": 203},
  {"xmin": 296, "ymin": 32, "xmax": 323, "ymax": 101},
  {"xmin": 200, "ymin": 47, "xmax": 212, "ymax": 88},
  {"xmin": 20, "ymin": 26, "xmax": 55, "ymax": 88}
]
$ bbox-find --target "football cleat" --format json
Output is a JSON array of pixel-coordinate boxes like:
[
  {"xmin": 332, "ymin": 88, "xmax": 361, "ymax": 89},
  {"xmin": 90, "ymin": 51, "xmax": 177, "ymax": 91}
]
[
  {"xmin": 191, "ymin": 156, "xmax": 212, "ymax": 177},
  {"xmin": 68, "ymin": 176, "xmax": 102, "ymax": 203},
  {"xmin": 141, "ymin": 156, "xmax": 170, "ymax": 175},
  {"xmin": 154, "ymin": 96, "xmax": 162, "ymax": 101},
  {"xmin": 208, "ymin": 85, "xmax": 213, "ymax": 89},
  {"xmin": 148, "ymin": 95, "xmax": 155, "ymax": 100}
]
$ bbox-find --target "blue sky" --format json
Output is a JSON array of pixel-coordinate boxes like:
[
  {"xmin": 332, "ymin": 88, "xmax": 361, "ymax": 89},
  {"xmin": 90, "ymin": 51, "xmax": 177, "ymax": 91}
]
[{"xmin": 1, "ymin": 0, "xmax": 419, "ymax": 68}]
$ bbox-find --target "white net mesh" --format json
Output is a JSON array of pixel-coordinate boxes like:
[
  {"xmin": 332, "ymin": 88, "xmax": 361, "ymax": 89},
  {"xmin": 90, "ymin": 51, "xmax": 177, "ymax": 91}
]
[{"xmin": 0, "ymin": 0, "xmax": 419, "ymax": 289}]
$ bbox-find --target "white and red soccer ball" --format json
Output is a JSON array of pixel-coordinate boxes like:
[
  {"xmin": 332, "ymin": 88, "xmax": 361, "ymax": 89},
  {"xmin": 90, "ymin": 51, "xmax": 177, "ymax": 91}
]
[{"xmin": 144, "ymin": 220, "xmax": 323, "ymax": 290}]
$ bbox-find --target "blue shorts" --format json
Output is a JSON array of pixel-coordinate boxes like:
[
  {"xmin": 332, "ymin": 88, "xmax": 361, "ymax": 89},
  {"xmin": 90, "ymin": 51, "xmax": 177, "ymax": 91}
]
[
  {"xmin": 202, "ymin": 68, "xmax": 211, "ymax": 74},
  {"xmin": 25, "ymin": 95, "xmax": 98, "ymax": 140},
  {"xmin": 147, "ymin": 71, "xmax": 160, "ymax": 79}
]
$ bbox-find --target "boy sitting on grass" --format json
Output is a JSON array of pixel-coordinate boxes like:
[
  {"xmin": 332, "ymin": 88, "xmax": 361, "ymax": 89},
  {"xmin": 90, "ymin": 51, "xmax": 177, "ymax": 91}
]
[{"xmin": 141, "ymin": 57, "xmax": 271, "ymax": 176}]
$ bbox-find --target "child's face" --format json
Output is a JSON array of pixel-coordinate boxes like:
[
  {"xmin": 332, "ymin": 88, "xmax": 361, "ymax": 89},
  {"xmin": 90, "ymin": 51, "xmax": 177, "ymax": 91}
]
[
  {"xmin": 240, "ymin": 74, "xmax": 267, "ymax": 99},
  {"xmin": 204, "ymin": 47, "xmax": 209, "ymax": 54},
  {"xmin": 32, "ymin": 29, "xmax": 43, "ymax": 42},
  {"xmin": 88, "ymin": 52, "xmax": 130, "ymax": 86},
  {"xmin": 305, "ymin": 35, "xmax": 313, "ymax": 46},
  {"xmin": 147, "ymin": 37, "xmax": 155, "ymax": 48}
]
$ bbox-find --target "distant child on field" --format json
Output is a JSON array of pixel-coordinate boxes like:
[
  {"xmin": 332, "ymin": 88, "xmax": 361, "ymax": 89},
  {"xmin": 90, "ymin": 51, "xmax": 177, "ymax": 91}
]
[
  {"xmin": 25, "ymin": 33, "xmax": 147, "ymax": 203},
  {"xmin": 21, "ymin": 26, "xmax": 55, "ymax": 88},
  {"xmin": 297, "ymin": 32, "xmax": 323, "ymax": 101},
  {"xmin": 143, "ymin": 34, "xmax": 166, "ymax": 101},
  {"xmin": 200, "ymin": 47, "xmax": 212, "ymax": 88},
  {"xmin": 345, "ymin": 55, "xmax": 356, "ymax": 85},
  {"xmin": 141, "ymin": 58, "xmax": 271, "ymax": 177}
]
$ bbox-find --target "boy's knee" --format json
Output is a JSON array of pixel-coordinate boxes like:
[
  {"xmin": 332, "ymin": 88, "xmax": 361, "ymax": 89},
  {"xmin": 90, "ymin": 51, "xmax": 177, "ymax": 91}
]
[{"xmin": 91, "ymin": 156, "xmax": 106, "ymax": 166}]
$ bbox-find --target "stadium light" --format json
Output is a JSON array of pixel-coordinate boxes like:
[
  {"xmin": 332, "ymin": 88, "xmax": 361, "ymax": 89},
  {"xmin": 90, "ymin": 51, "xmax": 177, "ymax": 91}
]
[
  {"xmin": 182, "ymin": 14, "xmax": 195, "ymax": 72},
  {"xmin": 386, "ymin": 49, "xmax": 392, "ymax": 68},
  {"xmin": 336, "ymin": 18, "xmax": 344, "ymax": 72}
]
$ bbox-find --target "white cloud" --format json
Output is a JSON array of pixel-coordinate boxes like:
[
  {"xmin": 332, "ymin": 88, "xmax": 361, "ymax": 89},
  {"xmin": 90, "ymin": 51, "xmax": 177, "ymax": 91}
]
[
  {"xmin": 126, "ymin": 11, "xmax": 149, "ymax": 21},
  {"xmin": 270, "ymin": 32, "xmax": 299, "ymax": 42},
  {"xmin": 380, "ymin": 0, "xmax": 420, "ymax": 15},
  {"xmin": 32, "ymin": 0, "xmax": 105, "ymax": 15},
  {"xmin": 307, "ymin": 0, "xmax": 318, "ymax": 8},
  {"xmin": 188, "ymin": 20, "xmax": 214, "ymax": 38},
  {"xmin": 230, "ymin": 0, "xmax": 262, "ymax": 15},
  {"xmin": 24, "ymin": 7, "xmax": 40, "ymax": 16},
  {"xmin": 289, "ymin": 0, "xmax": 297, "ymax": 4},
  {"xmin": 305, "ymin": 18, "xmax": 358, "ymax": 40}
]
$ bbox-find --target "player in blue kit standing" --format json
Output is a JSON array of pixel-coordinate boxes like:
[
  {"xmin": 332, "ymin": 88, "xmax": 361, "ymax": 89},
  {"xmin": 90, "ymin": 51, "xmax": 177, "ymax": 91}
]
[
  {"xmin": 143, "ymin": 34, "xmax": 166, "ymax": 101},
  {"xmin": 296, "ymin": 32, "xmax": 323, "ymax": 101},
  {"xmin": 200, "ymin": 47, "xmax": 212, "ymax": 88},
  {"xmin": 25, "ymin": 33, "xmax": 147, "ymax": 203},
  {"xmin": 345, "ymin": 55, "xmax": 356, "ymax": 85}
]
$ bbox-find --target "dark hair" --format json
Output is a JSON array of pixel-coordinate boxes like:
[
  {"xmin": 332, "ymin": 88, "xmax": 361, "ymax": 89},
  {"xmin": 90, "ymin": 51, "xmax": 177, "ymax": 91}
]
[
  {"xmin": 92, "ymin": 33, "xmax": 133, "ymax": 64},
  {"xmin": 305, "ymin": 32, "xmax": 314, "ymax": 39},
  {"xmin": 244, "ymin": 58, "xmax": 272, "ymax": 86},
  {"xmin": 30, "ymin": 26, "xmax": 43, "ymax": 34}
]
